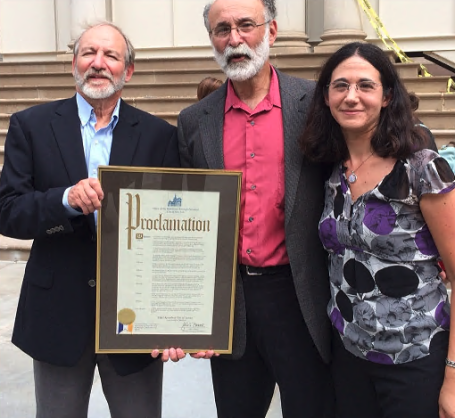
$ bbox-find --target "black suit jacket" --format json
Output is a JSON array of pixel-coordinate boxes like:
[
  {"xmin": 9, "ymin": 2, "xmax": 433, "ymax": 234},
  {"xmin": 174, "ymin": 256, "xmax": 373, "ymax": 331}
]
[
  {"xmin": 0, "ymin": 95, "xmax": 180, "ymax": 375},
  {"xmin": 178, "ymin": 69, "xmax": 332, "ymax": 363}
]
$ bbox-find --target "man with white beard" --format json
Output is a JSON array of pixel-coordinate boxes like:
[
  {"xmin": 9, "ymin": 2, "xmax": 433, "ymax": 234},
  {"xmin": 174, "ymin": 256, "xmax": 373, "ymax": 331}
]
[
  {"xmin": 164, "ymin": 0, "xmax": 335, "ymax": 417},
  {"xmin": 0, "ymin": 22, "xmax": 179, "ymax": 418}
]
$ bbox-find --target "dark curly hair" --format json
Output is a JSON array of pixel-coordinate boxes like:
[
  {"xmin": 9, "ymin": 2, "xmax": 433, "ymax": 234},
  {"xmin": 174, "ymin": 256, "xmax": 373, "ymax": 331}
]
[{"xmin": 300, "ymin": 42, "xmax": 425, "ymax": 163}]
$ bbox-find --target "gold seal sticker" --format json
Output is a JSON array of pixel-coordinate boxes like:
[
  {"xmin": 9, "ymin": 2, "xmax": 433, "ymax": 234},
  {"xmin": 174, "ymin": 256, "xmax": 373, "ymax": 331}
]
[{"xmin": 117, "ymin": 308, "xmax": 136, "ymax": 325}]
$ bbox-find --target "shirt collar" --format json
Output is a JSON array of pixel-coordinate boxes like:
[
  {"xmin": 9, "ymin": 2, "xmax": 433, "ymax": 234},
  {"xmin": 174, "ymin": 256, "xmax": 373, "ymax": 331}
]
[
  {"xmin": 76, "ymin": 92, "xmax": 121, "ymax": 128},
  {"xmin": 224, "ymin": 65, "xmax": 281, "ymax": 113}
]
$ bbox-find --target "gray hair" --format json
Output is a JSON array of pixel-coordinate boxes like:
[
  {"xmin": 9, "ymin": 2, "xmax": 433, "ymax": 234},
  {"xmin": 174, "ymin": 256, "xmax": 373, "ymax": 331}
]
[
  {"xmin": 203, "ymin": 0, "xmax": 277, "ymax": 32},
  {"xmin": 73, "ymin": 21, "xmax": 135, "ymax": 67}
]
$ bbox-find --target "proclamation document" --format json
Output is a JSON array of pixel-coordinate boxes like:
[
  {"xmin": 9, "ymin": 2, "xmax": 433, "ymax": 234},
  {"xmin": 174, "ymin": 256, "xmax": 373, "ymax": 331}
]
[{"xmin": 116, "ymin": 189, "xmax": 220, "ymax": 335}]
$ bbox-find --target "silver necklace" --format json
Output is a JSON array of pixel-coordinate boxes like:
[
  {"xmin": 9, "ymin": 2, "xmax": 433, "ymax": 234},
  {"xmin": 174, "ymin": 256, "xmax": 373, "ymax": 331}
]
[{"xmin": 346, "ymin": 152, "xmax": 374, "ymax": 184}]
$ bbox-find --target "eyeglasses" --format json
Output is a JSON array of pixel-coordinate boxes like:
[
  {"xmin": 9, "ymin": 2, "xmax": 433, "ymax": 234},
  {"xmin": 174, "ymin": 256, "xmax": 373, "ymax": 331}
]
[
  {"xmin": 209, "ymin": 21, "xmax": 270, "ymax": 39},
  {"xmin": 327, "ymin": 81, "xmax": 382, "ymax": 94}
]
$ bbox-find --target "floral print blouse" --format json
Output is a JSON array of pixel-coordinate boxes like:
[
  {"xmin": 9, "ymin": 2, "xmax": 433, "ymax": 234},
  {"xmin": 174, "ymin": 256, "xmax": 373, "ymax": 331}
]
[{"xmin": 319, "ymin": 149, "xmax": 455, "ymax": 364}]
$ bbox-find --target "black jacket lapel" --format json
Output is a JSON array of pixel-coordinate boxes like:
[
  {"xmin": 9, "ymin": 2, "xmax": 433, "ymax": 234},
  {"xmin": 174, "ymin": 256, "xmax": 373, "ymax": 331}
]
[
  {"xmin": 50, "ymin": 95, "xmax": 96, "ymax": 232},
  {"xmin": 109, "ymin": 100, "xmax": 140, "ymax": 166},
  {"xmin": 51, "ymin": 96, "xmax": 88, "ymax": 185},
  {"xmin": 277, "ymin": 70, "xmax": 307, "ymax": 226},
  {"xmin": 199, "ymin": 86, "xmax": 227, "ymax": 169}
]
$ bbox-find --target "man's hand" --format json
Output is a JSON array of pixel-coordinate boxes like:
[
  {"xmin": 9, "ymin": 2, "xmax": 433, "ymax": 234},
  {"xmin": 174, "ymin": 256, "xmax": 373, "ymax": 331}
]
[
  {"xmin": 68, "ymin": 178, "xmax": 104, "ymax": 215},
  {"xmin": 150, "ymin": 348, "xmax": 219, "ymax": 362},
  {"xmin": 190, "ymin": 350, "xmax": 219, "ymax": 359},
  {"xmin": 151, "ymin": 348, "xmax": 186, "ymax": 362}
]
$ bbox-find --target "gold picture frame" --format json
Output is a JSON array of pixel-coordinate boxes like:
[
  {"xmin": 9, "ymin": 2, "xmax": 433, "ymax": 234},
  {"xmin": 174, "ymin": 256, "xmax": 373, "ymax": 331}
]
[{"xmin": 95, "ymin": 166, "xmax": 241, "ymax": 354}]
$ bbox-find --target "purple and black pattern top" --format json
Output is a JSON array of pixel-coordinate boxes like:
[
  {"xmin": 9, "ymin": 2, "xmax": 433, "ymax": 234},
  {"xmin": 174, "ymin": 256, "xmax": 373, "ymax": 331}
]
[{"xmin": 319, "ymin": 149, "xmax": 455, "ymax": 364}]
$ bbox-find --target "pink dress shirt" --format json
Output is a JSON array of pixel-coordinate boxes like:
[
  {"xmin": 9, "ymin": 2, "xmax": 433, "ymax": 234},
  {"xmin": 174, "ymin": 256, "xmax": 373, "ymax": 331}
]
[{"xmin": 223, "ymin": 66, "xmax": 289, "ymax": 267}]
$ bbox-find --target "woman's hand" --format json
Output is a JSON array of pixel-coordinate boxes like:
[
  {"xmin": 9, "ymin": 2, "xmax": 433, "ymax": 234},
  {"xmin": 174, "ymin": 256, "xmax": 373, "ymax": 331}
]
[{"xmin": 439, "ymin": 368, "xmax": 455, "ymax": 418}]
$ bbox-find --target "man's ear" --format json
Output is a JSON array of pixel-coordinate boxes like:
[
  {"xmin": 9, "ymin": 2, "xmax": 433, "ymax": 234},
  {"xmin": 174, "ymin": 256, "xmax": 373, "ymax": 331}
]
[
  {"xmin": 124, "ymin": 63, "xmax": 135, "ymax": 83},
  {"xmin": 71, "ymin": 56, "xmax": 76, "ymax": 76},
  {"xmin": 269, "ymin": 20, "xmax": 278, "ymax": 47}
]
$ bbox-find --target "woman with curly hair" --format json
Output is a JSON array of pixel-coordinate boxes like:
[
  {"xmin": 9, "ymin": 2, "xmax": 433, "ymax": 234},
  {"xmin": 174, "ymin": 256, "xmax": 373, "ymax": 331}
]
[{"xmin": 301, "ymin": 42, "xmax": 455, "ymax": 418}]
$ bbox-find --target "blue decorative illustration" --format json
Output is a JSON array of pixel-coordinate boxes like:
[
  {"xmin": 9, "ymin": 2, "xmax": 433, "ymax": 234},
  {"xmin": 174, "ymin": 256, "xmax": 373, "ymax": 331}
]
[{"xmin": 168, "ymin": 194, "xmax": 182, "ymax": 207}]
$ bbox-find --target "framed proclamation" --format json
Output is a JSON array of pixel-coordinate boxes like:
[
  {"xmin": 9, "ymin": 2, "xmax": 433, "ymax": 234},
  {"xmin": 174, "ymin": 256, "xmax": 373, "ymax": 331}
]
[{"xmin": 95, "ymin": 166, "xmax": 242, "ymax": 354}]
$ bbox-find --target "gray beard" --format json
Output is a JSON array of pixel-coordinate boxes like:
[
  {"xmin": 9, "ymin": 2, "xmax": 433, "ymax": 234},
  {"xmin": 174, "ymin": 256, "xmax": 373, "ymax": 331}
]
[
  {"xmin": 213, "ymin": 31, "xmax": 270, "ymax": 82},
  {"xmin": 74, "ymin": 68, "xmax": 126, "ymax": 100}
]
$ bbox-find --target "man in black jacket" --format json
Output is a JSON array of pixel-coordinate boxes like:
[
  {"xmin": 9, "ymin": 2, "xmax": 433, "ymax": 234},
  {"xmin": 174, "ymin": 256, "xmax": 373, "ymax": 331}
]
[{"xmin": 0, "ymin": 22, "xmax": 179, "ymax": 418}]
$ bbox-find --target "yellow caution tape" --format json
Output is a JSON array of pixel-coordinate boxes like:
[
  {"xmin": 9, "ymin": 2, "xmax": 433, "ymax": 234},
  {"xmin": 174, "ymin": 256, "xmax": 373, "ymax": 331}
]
[
  {"xmin": 448, "ymin": 78, "xmax": 455, "ymax": 93},
  {"xmin": 357, "ymin": 0, "xmax": 432, "ymax": 78},
  {"xmin": 419, "ymin": 64, "xmax": 432, "ymax": 78},
  {"xmin": 357, "ymin": 0, "xmax": 455, "ymax": 93}
]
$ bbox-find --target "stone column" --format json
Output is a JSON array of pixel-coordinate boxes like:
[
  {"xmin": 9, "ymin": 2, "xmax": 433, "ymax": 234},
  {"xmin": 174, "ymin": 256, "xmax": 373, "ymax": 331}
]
[
  {"xmin": 67, "ymin": 0, "xmax": 109, "ymax": 52},
  {"xmin": 114, "ymin": 0, "xmax": 174, "ymax": 50},
  {"xmin": 272, "ymin": 0, "xmax": 311, "ymax": 54},
  {"xmin": 314, "ymin": 0, "xmax": 367, "ymax": 52}
]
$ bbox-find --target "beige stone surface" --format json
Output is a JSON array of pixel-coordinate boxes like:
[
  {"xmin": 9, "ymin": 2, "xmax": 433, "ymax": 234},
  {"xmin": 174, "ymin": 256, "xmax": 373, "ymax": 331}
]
[{"xmin": 0, "ymin": 236, "xmax": 32, "ymax": 262}]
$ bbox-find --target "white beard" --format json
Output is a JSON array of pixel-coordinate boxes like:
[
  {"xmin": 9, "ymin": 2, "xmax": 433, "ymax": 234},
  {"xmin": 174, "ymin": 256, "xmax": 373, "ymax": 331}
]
[
  {"xmin": 74, "ymin": 67, "xmax": 126, "ymax": 100},
  {"xmin": 212, "ymin": 30, "xmax": 270, "ymax": 82}
]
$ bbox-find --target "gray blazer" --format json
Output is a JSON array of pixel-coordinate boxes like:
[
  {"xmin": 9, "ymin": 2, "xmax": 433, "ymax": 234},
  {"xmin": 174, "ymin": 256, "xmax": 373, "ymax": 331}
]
[{"xmin": 177, "ymin": 69, "xmax": 331, "ymax": 363}]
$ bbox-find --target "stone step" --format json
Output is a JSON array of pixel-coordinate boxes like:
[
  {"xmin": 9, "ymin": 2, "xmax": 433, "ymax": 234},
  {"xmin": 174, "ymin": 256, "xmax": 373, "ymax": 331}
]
[
  {"xmin": 415, "ymin": 93, "xmax": 455, "ymax": 111},
  {"xmin": 129, "ymin": 97, "xmax": 196, "ymax": 113},
  {"xmin": 0, "ymin": 98, "xmax": 51, "ymax": 114},
  {"xmin": 0, "ymin": 60, "xmax": 74, "ymax": 74},
  {"xmin": 0, "ymin": 99, "xmax": 453, "ymax": 131},
  {"xmin": 401, "ymin": 76, "xmax": 452, "ymax": 93},
  {"xmin": 0, "ymin": 56, "xmax": 222, "ymax": 74},
  {"xmin": 0, "ymin": 113, "xmax": 177, "ymax": 142},
  {"xmin": 156, "ymin": 112, "xmax": 178, "ymax": 126},
  {"xmin": 416, "ymin": 111, "xmax": 455, "ymax": 130},
  {"xmin": 0, "ymin": 67, "xmax": 424, "ymax": 102},
  {"xmin": 0, "ymin": 70, "xmax": 221, "ymax": 87},
  {"xmin": 0, "ymin": 97, "xmax": 196, "ymax": 114},
  {"xmin": 0, "ymin": 116, "xmax": 9, "ymax": 130},
  {"xmin": 1, "ymin": 82, "xmax": 202, "ymax": 100},
  {"xmin": 0, "ymin": 235, "xmax": 32, "ymax": 262},
  {"xmin": 0, "ymin": 66, "xmax": 324, "ymax": 86},
  {"xmin": 0, "ymin": 57, "xmax": 212, "ymax": 74},
  {"xmin": 395, "ymin": 63, "xmax": 421, "ymax": 78},
  {"xmin": 2, "ymin": 81, "xmax": 454, "ymax": 114},
  {"xmin": 0, "ymin": 64, "xmax": 427, "ymax": 89},
  {"xmin": 0, "ymin": 146, "xmax": 4, "ymax": 164},
  {"xmin": 128, "ymin": 97, "xmax": 195, "ymax": 113},
  {"xmin": 0, "ymin": 51, "xmax": 400, "ymax": 74},
  {"xmin": 5, "ymin": 95, "xmax": 455, "ymax": 118}
]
